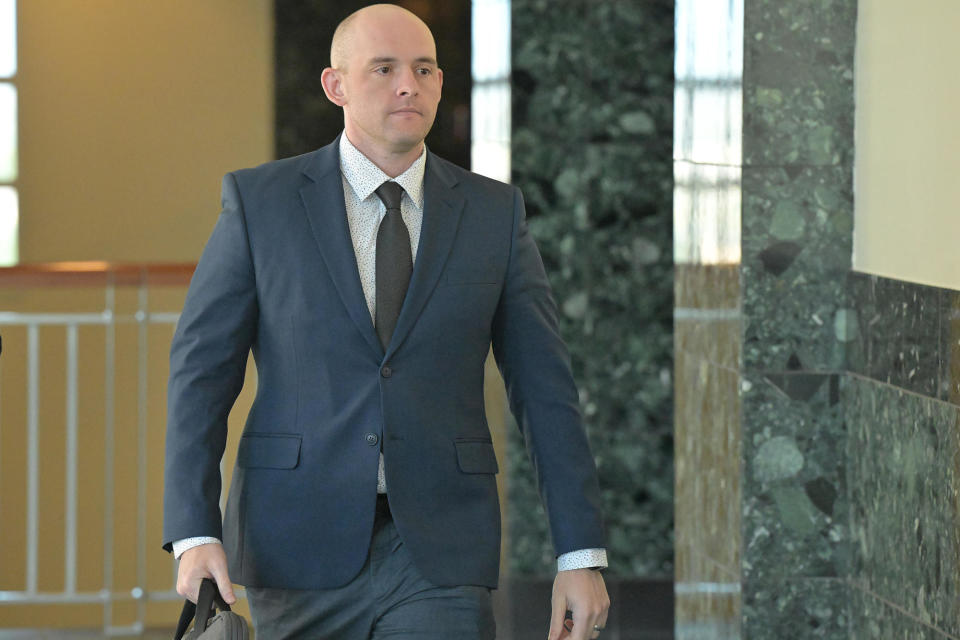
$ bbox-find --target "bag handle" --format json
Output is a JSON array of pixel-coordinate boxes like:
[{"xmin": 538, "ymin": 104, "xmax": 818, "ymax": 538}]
[{"xmin": 173, "ymin": 578, "xmax": 232, "ymax": 640}]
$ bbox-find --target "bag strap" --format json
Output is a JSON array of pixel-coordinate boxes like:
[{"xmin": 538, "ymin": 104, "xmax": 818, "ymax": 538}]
[
  {"xmin": 173, "ymin": 598, "xmax": 196, "ymax": 640},
  {"xmin": 173, "ymin": 578, "xmax": 232, "ymax": 640}
]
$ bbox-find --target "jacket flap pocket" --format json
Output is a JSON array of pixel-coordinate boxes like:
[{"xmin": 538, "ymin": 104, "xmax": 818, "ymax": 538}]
[
  {"xmin": 237, "ymin": 434, "xmax": 302, "ymax": 469},
  {"xmin": 455, "ymin": 439, "xmax": 499, "ymax": 474}
]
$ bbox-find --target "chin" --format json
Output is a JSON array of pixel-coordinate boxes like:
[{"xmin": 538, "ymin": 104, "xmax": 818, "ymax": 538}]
[{"xmin": 388, "ymin": 131, "xmax": 431, "ymax": 152}]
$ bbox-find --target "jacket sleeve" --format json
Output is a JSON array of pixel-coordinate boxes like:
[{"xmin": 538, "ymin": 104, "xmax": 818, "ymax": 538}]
[
  {"xmin": 162, "ymin": 173, "xmax": 259, "ymax": 552},
  {"xmin": 490, "ymin": 186, "xmax": 606, "ymax": 557}
]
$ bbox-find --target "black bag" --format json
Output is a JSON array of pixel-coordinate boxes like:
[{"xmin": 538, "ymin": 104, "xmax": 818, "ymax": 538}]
[{"xmin": 174, "ymin": 578, "xmax": 249, "ymax": 640}]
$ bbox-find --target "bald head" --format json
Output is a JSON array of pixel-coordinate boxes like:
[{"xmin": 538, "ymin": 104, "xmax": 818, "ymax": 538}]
[
  {"xmin": 330, "ymin": 4, "xmax": 435, "ymax": 71},
  {"xmin": 320, "ymin": 2, "xmax": 443, "ymax": 174}
]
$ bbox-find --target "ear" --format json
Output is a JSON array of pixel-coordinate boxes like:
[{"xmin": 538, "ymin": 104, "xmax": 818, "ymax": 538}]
[
  {"xmin": 437, "ymin": 68, "xmax": 444, "ymax": 94},
  {"xmin": 321, "ymin": 67, "xmax": 347, "ymax": 107}
]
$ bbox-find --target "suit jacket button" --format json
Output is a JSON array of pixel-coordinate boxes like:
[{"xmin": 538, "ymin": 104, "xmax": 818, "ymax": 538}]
[
  {"xmin": 366, "ymin": 433, "xmax": 379, "ymax": 446},
  {"xmin": 380, "ymin": 365, "xmax": 392, "ymax": 378}
]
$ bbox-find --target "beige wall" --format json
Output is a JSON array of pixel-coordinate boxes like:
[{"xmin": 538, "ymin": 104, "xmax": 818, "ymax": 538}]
[
  {"xmin": 0, "ymin": 0, "xmax": 272, "ymax": 628},
  {"xmin": 18, "ymin": 0, "xmax": 274, "ymax": 262},
  {"xmin": 854, "ymin": 1, "xmax": 960, "ymax": 288}
]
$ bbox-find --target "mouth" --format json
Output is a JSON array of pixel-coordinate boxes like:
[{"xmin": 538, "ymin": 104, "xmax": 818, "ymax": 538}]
[{"xmin": 391, "ymin": 107, "xmax": 422, "ymax": 116}]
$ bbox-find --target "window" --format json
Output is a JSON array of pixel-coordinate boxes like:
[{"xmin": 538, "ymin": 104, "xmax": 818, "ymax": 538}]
[
  {"xmin": 470, "ymin": 0, "xmax": 510, "ymax": 183},
  {"xmin": 0, "ymin": 0, "xmax": 16, "ymax": 265}
]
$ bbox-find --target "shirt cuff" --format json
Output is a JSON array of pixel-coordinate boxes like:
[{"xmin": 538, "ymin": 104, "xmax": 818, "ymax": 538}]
[
  {"xmin": 172, "ymin": 536, "xmax": 222, "ymax": 560},
  {"xmin": 557, "ymin": 548, "xmax": 608, "ymax": 572}
]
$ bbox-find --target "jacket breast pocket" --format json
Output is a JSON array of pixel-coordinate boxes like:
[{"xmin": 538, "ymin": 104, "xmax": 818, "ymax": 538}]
[
  {"xmin": 454, "ymin": 439, "xmax": 500, "ymax": 474},
  {"xmin": 444, "ymin": 265, "xmax": 500, "ymax": 286},
  {"xmin": 237, "ymin": 433, "xmax": 302, "ymax": 469}
]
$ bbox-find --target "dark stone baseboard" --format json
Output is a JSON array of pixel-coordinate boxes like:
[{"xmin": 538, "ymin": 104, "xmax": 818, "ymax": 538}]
[{"xmin": 493, "ymin": 577, "xmax": 674, "ymax": 640}]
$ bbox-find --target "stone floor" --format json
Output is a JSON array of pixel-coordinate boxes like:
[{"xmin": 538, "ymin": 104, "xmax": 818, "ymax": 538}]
[{"xmin": 0, "ymin": 579, "xmax": 674, "ymax": 639}]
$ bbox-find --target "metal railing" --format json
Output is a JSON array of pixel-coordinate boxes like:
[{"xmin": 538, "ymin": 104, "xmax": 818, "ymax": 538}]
[{"xmin": 0, "ymin": 262, "xmax": 196, "ymax": 635}]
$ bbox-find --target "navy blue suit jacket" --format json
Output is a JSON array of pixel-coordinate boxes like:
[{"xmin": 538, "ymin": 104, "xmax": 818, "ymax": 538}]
[{"xmin": 162, "ymin": 137, "xmax": 605, "ymax": 589}]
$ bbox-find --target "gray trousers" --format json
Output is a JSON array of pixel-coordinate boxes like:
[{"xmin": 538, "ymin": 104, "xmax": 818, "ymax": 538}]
[{"xmin": 246, "ymin": 497, "xmax": 496, "ymax": 639}]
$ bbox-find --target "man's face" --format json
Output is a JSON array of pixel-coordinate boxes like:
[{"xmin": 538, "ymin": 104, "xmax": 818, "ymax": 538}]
[{"xmin": 336, "ymin": 13, "xmax": 443, "ymax": 156}]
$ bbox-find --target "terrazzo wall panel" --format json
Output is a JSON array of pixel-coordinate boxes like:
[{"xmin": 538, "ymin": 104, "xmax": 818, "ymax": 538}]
[
  {"xmin": 845, "ymin": 275, "xmax": 960, "ymax": 638},
  {"xmin": 675, "ymin": 0, "xmax": 856, "ymax": 636},
  {"xmin": 509, "ymin": 0, "xmax": 676, "ymax": 578},
  {"xmin": 738, "ymin": 2, "xmax": 856, "ymax": 636}
]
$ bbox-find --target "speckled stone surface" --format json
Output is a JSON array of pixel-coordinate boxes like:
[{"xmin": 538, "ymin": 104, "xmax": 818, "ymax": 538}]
[
  {"xmin": 741, "ymin": 373, "xmax": 849, "ymax": 580},
  {"xmin": 941, "ymin": 290, "xmax": 960, "ymax": 404},
  {"xmin": 742, "ymin": 0, "xmax": 856, "ymax": 168},
  {"xmin": 510, "ymin": 0, "xmax": 675, "ymax": 577},
  {"xmin": 846, "ymin": 375, "xmax": 960, "ymax": 637},
  {"xmin": 849, "ymin": 585, "xmax": 955, "ymax": 640},
  {"xmin": 742, "ymin": 166, "xmax": 853, "ymax": 372},
  {"xmin": 846, "ymin": 272, "xmax": 942, "ymax": 398},
  {"xmin": 737, "ymin": 0, "xmax": 857, "ymax": 636},
  {"xmin": 742, "ymin": 578, "xmax": 849, "ymax": 639}
]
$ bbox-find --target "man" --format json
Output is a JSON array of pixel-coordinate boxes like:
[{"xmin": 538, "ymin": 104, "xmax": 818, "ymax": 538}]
[{"xmin": 163, "ymin": 4, "xmax": 609, "ymax": 639}]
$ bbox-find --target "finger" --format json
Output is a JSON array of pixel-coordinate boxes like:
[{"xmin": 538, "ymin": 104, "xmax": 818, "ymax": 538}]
[
  {"xmin": 176, "ymin": 565, "xmax": 208, "ymax": 603},
  {"xmin": 597, "ymin": 607, "xmax": 610, "ymax": 632},
  {"xmin": 588, "ymin": 604, "xmax": 610, "ymax": 640},
  {"xmin": 569, "ymin": 609, "xmax": 594, "ymax": 640},
  {"xmin": 594, "ymin": 612, "xmax": 608, "ymax": 639},
  {"xmin": 570, "ymin": 610, "xmax": 603, "ymax": 640},
  {"xmin": 188, "ymin": 569, "xmax": 214, "ymax": 604},
  {"xmin": 211, "ymin": 566, "xmax": 236, "ymax": 604},
  {"xmin": 547, "ymin": 598, "xmax": 568, "ymax": 640}
]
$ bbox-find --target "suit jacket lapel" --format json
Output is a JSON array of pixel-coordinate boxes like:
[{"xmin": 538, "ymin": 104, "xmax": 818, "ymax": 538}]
[
  {"xmin": 299, "ymin": 139, "xmax": 383, "ymax": 359},
  {"xmin": 386, "ymin": 153, "xmax": 465, "ymax": 359}
]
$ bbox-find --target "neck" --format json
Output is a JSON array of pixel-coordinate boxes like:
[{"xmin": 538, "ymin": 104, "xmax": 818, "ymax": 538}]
[{"xmin": 343, "ymin": 131, "xmax": 423, "ymax": 178}]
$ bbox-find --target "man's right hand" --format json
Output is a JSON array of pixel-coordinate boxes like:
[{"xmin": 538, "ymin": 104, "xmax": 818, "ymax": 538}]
[{"xmin": 176, "ymin": 542, "xmax": 236, "ymax": 605}]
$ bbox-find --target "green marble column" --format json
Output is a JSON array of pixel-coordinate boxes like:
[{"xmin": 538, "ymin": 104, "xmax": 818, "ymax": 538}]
[
  {"xmin": 509, "ymin": 0, "xmax": 675, "ymax": 577},
  {"xmin": 675, "ymin": 0, "xmax": 856, "ymax": 637}
]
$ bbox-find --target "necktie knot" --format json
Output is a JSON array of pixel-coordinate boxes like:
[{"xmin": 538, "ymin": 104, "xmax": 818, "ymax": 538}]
[{"xmin": 375, "ymin": 181, "xmax": 405, "ymax": 212}]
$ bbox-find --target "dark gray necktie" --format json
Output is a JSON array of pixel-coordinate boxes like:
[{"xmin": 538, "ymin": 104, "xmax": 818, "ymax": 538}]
[{"xmin": 374, "ymin": 181, "xmax": 412, "ymax": 350}]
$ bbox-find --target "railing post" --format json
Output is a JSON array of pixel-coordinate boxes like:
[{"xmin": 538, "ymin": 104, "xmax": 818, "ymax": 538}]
[
  {"xmin": 134, "ymin": 278, "xmax": 149, "ymax": 630},
  {"xmin": 65, "ymin": 323, "xmax": 79, "ymax": 595},
  {"xmin": 26, "ymin": 323, "xmax": 38, "ymax": 595},
  {"xmin": 102, "ymin": 280, "xmax": 115, "ymax": 632}
]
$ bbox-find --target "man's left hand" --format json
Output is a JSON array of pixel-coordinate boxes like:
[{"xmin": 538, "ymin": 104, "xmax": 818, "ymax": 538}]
[{"xmin": 548, "ymin": 568, "xmax": 610, "ymax": 640}]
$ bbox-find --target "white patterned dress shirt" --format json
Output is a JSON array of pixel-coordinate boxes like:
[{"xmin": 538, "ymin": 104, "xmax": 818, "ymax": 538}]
[{"xmin": 173, "ymin": 134, "xmax": 607, "ymax": 572}]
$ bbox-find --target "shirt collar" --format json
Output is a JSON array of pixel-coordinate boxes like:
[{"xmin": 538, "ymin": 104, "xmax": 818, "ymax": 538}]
[{"xmin": 339, "ymin": 133, "xmax": 426, "ymax": 210}]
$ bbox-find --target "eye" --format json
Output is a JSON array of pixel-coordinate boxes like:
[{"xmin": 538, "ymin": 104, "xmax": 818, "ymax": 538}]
[
  {"xmin": 374, "ymin": 66, "xmax": 391, "ymax": 75},
  {"xmin": 416, "ymin": 67, "xmax": 433, "ymax": 76}
]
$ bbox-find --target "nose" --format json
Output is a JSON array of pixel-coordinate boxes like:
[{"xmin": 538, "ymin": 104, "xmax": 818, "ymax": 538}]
[{"xmin": 395, "ymin": 67, "xmax": 419, "ymax": 97}]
